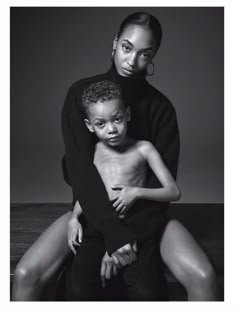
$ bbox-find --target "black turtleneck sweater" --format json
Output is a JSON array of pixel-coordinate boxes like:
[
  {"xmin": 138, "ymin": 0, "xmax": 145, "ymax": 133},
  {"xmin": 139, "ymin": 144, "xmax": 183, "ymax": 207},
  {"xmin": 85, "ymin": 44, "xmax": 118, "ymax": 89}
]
[{"xmin": 61, "ymin": 65, "xmax": 180, "ymax": 255}]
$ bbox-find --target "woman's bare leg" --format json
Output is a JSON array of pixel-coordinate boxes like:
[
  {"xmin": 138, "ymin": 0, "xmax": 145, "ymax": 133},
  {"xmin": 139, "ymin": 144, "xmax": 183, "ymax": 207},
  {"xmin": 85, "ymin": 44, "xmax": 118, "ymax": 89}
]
[
  {"xmin": 160, "ymin": 219, "xmax": 218, "ymax": 301},
  {"xmin": 12, "ymin": 211, "xmax": 72, "ymax": 301}
]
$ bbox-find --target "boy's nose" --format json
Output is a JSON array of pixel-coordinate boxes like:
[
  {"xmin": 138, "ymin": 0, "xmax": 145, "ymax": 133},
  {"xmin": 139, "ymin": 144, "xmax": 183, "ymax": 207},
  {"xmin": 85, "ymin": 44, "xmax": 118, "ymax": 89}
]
[{"xmin": 107, "ymin": 123, "xmax": 117, "ymax": 133}]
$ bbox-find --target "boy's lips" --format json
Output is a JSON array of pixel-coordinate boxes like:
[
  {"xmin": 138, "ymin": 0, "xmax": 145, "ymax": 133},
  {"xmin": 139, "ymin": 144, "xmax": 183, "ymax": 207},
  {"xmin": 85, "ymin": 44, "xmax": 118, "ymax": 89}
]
[{"xmin": 107, "ymin": 136, "xmax": 120, "ymax": 142}]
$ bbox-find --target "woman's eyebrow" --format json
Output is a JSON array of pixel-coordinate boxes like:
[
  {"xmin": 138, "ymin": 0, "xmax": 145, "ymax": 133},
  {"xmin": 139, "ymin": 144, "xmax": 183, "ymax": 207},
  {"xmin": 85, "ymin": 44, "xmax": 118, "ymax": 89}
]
[
  {"xmin": 121, "ymin": 39, "xmax": 133, "ymax": 46},
  {"xmin": 140, "ymin": 47, "xmax": 153, "ymax": 52},
  {"xmin": 121, "ymin": 39, "xmax": 153, "ymax": 51}
]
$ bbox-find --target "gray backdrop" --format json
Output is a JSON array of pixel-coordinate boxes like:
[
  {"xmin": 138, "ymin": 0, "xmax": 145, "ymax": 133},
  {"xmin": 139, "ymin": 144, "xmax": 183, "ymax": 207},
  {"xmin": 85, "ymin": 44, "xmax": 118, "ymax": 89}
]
[{"xmin": 10, "ymin": 7, "xmax": 224, "ymax": 203}]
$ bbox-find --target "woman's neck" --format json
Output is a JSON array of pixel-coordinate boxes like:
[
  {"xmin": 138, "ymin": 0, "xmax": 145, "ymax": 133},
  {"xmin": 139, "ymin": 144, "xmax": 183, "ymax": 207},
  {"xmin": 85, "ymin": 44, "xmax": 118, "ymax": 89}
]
[{"xmin": 105, "ymin": 62, "xmax": 149, "ymax": 107}]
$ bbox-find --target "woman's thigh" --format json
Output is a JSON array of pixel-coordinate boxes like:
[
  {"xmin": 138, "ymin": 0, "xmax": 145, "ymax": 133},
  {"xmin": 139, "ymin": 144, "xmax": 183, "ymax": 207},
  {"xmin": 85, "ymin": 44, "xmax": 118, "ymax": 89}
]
[
  {"xmin": 16, "ymin": 211, "xmax": 72, "ymax": 283},
  {"xmin": 160, "ymin": 219, "xmax": 212, "ymax": 286}
]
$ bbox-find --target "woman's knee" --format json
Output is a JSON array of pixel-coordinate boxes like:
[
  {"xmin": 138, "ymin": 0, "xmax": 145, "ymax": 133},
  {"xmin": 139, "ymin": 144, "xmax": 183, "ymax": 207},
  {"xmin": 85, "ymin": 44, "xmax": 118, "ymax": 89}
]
[
  {"xmin": 193, "ymin": 262, "xmax": 217, "ymax": 289},
  {"xmin": 177, "ymin": 259, "xmax": 217, "ymax": 293},
  {"xmin": 163, "ymin": 251, "xmax": 217, "ymax": 292},
  {"xmin": 14, "ymin": 263, "xmax": 41, "ymax": 287}
]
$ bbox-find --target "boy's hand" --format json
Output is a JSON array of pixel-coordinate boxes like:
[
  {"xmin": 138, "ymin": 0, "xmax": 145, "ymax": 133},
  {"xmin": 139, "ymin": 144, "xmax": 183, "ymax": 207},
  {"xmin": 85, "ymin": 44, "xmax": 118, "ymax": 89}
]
[
  {"xmin": 111, "ymin": 185, "xmax": 139, "ymax": 216},
  {"xmin": 67, "ymin": 217, "xmax": 83, "ymax": 254},
  {"xmin": 111, "ymin": 241, "xmax": 137, "ymax": 268},
  {"xmin": 100, "ymin": 252, "xmax": 119, "ymax": 288}
]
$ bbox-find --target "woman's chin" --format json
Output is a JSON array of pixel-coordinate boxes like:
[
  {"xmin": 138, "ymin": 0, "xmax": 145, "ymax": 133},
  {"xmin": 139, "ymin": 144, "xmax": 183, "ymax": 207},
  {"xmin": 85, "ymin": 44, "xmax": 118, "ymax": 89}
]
[
  {"xmin": 121, "ymin": 67, "xmax": 146, "ymax": 78},
  {"xmin": 116, "ymin": 65, "xmax": 136, "ymax": 78},
  {"xmin": 121, "ymin": 68, "xmax": 136, "ymax": 77}
]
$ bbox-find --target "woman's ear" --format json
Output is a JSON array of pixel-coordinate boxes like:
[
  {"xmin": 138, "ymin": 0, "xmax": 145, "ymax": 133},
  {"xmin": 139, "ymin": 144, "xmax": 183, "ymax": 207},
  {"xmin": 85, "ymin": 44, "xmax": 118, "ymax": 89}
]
[
  {"xmin": 84, "ymin": 119, "xmax": 94, "ymax": 133},
  {"xmin": 126, "ymin": 106, "xmax": 131, "ymax": 122},
  {"xmin": 113, "ymin": 35, "xmax": 118, "ymax": 51}
]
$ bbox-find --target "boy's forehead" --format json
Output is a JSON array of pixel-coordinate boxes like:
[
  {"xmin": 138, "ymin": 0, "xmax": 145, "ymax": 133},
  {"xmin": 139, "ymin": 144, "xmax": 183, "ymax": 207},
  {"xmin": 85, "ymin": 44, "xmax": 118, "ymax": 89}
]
[{"xmin": 88, "ymin": 98, "xmax": 125, "ymax": 116}]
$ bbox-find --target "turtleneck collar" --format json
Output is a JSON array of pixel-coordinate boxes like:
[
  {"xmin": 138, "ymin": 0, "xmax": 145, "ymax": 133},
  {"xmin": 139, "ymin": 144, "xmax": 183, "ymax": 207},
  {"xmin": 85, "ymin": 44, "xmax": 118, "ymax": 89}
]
[{"xmin": 106, "ymin": 62, "xmax": 149, "ymax": 105}]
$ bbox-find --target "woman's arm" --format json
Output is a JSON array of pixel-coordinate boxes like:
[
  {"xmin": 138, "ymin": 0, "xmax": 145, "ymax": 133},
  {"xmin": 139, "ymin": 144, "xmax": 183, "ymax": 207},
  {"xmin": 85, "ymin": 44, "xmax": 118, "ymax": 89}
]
[
  {"xmin": 148, "ymin": 92, "xmax": 180, "ymax": 184},
  {"xmin": 68, "ymin": 200, "xmax": 83, "ymax": 254},
  {"xmin": 71, "ymin": 200, "xmax": 83, "ymax": 220},
  {"xmin": 61, "ymin": 82, "xmax": 135, "ymax": 255}
]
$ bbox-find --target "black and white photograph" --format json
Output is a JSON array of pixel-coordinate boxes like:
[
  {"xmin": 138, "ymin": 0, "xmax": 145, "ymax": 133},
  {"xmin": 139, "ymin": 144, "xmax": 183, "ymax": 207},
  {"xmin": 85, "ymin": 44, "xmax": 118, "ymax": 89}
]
[{"xmin": 8, "ymin": 5, "xmax": 225, "ymax": 304}]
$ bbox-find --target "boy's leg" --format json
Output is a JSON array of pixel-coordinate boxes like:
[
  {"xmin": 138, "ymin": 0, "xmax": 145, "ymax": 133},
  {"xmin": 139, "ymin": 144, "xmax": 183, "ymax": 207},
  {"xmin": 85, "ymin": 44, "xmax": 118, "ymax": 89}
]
[
  {"xmin": 122, "ymin": 239, "xmax": 168, "ymax": 301},
  {"xmin": 160, "ymin": 219, "xmax": 218, "ymax": 301},
  {"xmin": 12, "ymin": 211, "xmax": 72, "ymax": 301},
  {"xmin": 66, "ymin": 233, "xmax": 106, "ymax": 301}
]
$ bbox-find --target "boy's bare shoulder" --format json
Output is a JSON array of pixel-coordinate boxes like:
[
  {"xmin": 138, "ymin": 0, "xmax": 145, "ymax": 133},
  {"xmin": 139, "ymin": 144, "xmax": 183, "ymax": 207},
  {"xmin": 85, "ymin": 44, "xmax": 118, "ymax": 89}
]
[{"xmin": 136, "ymin": 140, "xmax": 156, "ymax": 157}]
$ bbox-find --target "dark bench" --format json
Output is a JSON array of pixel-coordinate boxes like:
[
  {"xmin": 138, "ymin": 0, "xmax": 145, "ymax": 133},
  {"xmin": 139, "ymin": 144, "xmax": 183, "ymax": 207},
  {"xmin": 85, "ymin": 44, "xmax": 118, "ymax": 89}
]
[{"xmin": 10, "ymin": 203, "xmax": 224, "ymax": 301}]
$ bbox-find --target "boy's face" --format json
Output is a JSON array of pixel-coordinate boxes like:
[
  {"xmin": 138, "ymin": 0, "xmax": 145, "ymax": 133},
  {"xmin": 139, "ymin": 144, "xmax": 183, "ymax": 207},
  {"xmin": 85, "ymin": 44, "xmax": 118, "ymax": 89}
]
[{"xmin": 84, "ymin": 98, "xmax": 130, "ymax": 147}]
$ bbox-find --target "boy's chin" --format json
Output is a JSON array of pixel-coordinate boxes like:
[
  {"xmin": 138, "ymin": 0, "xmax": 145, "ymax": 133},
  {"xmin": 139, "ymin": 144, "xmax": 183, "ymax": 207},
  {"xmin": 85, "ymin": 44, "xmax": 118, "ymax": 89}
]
[
  {"xmin": 104, "ymin": 138, "xmax": 123, "ymax": 147},
  {"xmin": 106, "ymin": 141, "xmax": 121, "ymax": 147}
]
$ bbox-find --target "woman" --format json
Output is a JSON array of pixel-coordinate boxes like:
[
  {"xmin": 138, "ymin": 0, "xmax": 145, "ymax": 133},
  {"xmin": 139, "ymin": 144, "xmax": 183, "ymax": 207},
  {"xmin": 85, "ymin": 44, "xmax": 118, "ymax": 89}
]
[{"xmin": 12, "ymin": 11, "xmax": 218, "ymax": 301}]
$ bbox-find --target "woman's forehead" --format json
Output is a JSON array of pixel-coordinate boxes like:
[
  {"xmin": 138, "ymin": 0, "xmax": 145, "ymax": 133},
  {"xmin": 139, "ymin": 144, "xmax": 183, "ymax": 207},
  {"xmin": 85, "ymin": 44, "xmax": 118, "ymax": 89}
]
[{"xmin": 118, "ymin": 24, "xmax": 155, "ymax": 49}]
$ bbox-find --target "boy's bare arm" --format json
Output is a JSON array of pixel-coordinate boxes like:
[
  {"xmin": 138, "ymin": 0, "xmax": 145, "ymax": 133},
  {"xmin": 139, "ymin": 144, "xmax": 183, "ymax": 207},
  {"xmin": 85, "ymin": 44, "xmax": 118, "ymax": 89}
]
[
  {"xmin": 138, "ymin": 141, "xmax": 181, "ymax": 202},
  {"xmin": 112, "ymin": 141, "xmax": 181, "ymax": 215}
]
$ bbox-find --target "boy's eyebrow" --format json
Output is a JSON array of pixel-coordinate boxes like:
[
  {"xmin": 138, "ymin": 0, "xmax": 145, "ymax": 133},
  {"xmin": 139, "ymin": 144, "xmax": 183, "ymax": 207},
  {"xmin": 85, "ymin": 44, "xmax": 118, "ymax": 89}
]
[
  {"xmin": 121, "ymin": 39, "xmax": 153, "ymax": 51},
  {"xmin": 111, "ymin": 110, "xmax": 122, "ymax": 116},
  {"xmin": 93, "ymin": 117, "xmax": 105, "ymax": 121}
]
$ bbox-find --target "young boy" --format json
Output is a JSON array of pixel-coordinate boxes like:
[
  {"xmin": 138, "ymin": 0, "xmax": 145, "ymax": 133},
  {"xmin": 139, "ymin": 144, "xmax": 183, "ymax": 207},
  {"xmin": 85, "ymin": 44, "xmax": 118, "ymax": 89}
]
[{"xmin": 65, "ymin": 80, "xmax": 181, "ymax": 301}]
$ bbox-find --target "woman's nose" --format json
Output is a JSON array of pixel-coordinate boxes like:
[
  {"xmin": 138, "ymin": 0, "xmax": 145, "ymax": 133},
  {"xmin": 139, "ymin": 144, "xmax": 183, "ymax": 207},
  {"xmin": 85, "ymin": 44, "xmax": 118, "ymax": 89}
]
[{"xmin": 127, "ymin": 52, "xmax": 137, "ymax": 68}]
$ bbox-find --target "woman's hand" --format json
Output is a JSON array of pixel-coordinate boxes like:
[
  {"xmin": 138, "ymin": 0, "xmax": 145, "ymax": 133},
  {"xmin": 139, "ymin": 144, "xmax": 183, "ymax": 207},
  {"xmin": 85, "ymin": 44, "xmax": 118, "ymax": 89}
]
[
  {"xmin": 67, "ymin": 217, "xmax": 83, "ymax": 254},
  {"xmin": 111, "ymin": 185, "xmax": 139, "ymax": 217},
  {"xmin": 100, "ymin": 251, "xmax": 119, "ymax": 288}
]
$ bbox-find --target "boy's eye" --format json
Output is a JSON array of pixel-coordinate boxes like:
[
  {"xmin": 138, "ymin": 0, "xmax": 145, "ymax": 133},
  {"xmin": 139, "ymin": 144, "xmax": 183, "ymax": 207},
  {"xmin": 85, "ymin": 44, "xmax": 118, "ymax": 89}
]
[
  {"xmin": 95, "ymin": 122, "xmax": 105, "ymax": 128},
  {"xmin": 115, "ymin": 116, "xmax": 122, "ymax": 123}
]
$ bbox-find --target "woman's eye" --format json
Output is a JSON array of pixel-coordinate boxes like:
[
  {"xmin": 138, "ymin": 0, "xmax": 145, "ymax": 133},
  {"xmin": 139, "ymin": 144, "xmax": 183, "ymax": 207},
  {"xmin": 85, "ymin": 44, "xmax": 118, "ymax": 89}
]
[
  {"xmin": 122, "ymin": 45, "xmax": 131, "ymax": 52},
  {"xmin": 141, "ymin": 53, "xmax": 151, "ymax": 59}
]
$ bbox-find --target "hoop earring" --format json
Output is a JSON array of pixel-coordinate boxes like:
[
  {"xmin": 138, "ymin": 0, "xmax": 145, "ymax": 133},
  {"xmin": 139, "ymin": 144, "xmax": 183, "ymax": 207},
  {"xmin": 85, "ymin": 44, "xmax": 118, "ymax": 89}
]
[{"xmin": 147, "ymin": 62, "xmax": 155, "ymax": 76}]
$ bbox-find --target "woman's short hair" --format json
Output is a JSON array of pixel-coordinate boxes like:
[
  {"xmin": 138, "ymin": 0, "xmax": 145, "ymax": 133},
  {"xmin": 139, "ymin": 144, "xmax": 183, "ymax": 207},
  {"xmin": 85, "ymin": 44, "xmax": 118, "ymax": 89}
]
[{"xmin": 117, "ymin": 12, "xmax": 162, "ymax": 53}]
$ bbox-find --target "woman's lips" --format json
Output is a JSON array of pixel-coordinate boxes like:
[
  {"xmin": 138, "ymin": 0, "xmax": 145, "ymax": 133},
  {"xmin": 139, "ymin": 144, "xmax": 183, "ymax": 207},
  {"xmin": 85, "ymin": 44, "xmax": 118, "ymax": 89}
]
[{"xmin": 122, "ymin": 67, "xmax": 135, "ymax": 75}]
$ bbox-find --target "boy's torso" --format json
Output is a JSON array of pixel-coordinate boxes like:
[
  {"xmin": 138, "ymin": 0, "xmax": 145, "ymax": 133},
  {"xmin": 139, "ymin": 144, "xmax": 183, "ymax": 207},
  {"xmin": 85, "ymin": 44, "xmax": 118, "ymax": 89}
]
[
  {"xmin": 80, "ymin": 138, "xmax": 169, "ymax": 242},
  {"xmin": 93, "ymin": 139, "xmax": 147, "ymax": 200}
]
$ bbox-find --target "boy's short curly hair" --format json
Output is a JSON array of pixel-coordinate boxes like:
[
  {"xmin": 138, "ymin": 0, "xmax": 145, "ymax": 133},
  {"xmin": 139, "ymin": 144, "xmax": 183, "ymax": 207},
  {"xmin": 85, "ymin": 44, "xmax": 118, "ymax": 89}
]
[{"xmin": 81, "ymin": 80, "xmax": 124, "ymax": 115}]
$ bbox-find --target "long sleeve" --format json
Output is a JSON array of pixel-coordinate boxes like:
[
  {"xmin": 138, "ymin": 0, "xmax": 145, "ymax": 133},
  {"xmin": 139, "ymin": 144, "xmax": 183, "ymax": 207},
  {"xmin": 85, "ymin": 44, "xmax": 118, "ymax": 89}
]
[
  {"xmin": 61, "ymin": 83, "xmax": 135, "ymax": 255},
  {"xmin": 123, "ymin": 91, "xmax": 180, "ymax": 241},
  {"xmin": 148, "ymin": 91, "xmax": 180, "ymax": 187}
]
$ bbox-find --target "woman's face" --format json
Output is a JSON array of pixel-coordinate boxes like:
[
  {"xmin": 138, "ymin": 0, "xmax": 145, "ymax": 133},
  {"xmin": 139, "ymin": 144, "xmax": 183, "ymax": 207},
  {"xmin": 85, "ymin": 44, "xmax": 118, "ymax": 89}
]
[{"xmin": 113, "ymin": 24, "xmax": 156, "ymax": 77}]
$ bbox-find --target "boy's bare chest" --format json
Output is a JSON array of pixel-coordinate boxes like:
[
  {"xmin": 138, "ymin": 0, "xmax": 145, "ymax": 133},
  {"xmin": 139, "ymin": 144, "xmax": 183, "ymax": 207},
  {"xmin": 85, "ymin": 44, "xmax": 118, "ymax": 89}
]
[{"xmin": 93, "ymin": 145, "xmax": 146, "ymax": 178}]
